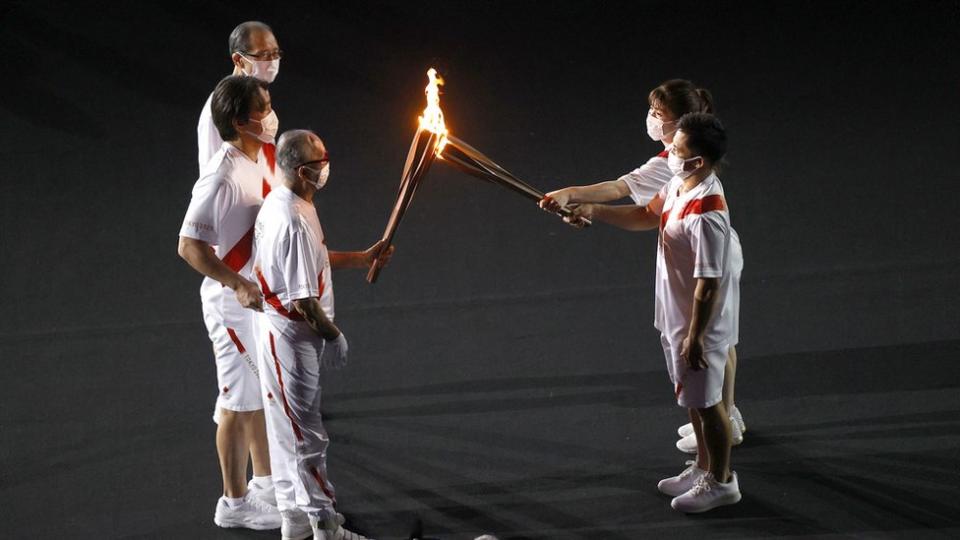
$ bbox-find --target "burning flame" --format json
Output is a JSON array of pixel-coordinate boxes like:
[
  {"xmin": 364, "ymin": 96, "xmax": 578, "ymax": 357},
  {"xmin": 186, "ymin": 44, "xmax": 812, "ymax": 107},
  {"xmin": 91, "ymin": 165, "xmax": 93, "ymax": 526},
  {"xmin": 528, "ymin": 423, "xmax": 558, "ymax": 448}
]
[{"xmin": 418, "ymin": 68, "xmax": 448, "ymax": 153}]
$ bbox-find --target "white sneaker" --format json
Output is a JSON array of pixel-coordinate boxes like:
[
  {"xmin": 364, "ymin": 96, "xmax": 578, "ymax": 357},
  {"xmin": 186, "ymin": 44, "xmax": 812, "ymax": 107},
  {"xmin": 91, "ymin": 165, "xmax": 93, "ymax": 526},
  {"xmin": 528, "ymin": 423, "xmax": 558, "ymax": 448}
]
[
  {"xmin": 311, "ymin": 513, "xmax": 372, "ymax": 540},
  {"xmin": 671, "ymin": 471, "xmax": 741, "ymax": 513},
  {"xmin": 657, "ymin": 461, "xmax": 707, "ymax": 496},
  {"xmin": 213, "ymin": 491, "xmax": 282, "ymax": 530},
  {"xmin": 730, "ymin": 405, "xmax": 746, "ymax": 434},
  {"xmin": 676, "ymin": 417, "xmax": 743, "ymax": 454},
  {"xmin": 678, "ymin": 422, "xmax": 694, "ymax": 438},
  {"xmin": 248, "ymin": 478, "xmax": 278, "ymax": 506},
  {"xmin": 282, "ymin": 509, "xmax": 312, "ymax": 540}
]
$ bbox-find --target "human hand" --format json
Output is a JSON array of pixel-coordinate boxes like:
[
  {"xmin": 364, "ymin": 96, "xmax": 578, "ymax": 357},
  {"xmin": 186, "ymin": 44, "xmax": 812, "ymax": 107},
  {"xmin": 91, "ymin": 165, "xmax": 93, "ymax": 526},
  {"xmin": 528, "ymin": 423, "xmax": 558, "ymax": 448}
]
[
  {"xmin": 565, "ymin": 203, "xmax": 595, "ymax": 222},
  {"xmin": 321, "ymin": 332, "xmax": 349, "ymax": 369},
  {"xmin": 540, "ymin": 188, "xmax": 575, "ymax": 213},
  {"xmin": 680, "ymin": 335, "xmax": 707, "ymax": 371},
  {"xmin": 235, "ymin": 278, "xmax": 264, "ymax": 311},
  {"xmin": 364, "ymin": 240, "xmax": 395, "ymax": 268}
]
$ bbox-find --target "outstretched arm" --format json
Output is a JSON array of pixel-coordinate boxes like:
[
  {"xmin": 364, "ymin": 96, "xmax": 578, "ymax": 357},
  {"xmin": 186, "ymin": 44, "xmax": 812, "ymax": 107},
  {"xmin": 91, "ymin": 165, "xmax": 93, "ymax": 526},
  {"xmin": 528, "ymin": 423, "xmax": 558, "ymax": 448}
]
[
  {"xmin": 541, "ymin": 179, "xmax": 630, "ymax": 211},
  {"xmin": 329, "ymin": 240, "xmax": 395, "ymax": 270}
]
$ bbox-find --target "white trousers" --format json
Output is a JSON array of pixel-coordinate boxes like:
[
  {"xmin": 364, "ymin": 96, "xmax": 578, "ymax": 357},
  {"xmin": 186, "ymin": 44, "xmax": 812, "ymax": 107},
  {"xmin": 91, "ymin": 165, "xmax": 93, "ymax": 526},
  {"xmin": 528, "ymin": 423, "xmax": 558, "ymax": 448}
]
[{"xmin": 258, "ymin": 326, "xmax": 337, "ymax": 518}]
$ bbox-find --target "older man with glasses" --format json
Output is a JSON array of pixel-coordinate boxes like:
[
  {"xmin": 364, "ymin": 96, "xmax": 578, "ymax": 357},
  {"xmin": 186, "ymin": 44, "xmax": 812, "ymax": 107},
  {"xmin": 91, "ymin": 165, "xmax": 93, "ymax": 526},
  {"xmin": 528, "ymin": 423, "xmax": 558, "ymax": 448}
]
[
  {"xmin": 253, "ymin": 129, "xmax": 390, "ymax": 540},
  {"xmin": 199, "ymin": 20, "xmax": 283, "ymax": 172}
]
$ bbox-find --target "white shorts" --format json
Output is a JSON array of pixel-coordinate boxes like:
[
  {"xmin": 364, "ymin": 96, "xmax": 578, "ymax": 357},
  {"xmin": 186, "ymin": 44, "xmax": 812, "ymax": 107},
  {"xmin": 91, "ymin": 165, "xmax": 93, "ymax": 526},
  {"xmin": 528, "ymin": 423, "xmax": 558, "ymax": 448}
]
[
  {"xmin": 203, "ymin": 303, "xmax": 263, "ymax": 414},
  {"xmin": 660, "ymin": 334, "xmax": 727, "ymax": 409}
]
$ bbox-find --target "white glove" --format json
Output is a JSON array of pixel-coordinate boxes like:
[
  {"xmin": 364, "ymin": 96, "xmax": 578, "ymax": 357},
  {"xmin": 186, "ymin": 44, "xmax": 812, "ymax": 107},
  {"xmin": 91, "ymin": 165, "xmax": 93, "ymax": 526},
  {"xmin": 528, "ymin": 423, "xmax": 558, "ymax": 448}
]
[{"xmin": 321, "ymin": 332, "xmax": 348, "ymax": 369}]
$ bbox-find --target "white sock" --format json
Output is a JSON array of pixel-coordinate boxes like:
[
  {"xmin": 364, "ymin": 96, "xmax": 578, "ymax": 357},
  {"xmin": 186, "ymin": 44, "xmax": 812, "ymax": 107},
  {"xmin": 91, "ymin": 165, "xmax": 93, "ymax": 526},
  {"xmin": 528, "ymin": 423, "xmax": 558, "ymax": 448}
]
[
  {"xmin": 224, "ymin": 496, "xmax": 244, "ymax": 509},
  {"xmin": 252, "ymin": 475, "xmax": 273, "ymax": 489}
]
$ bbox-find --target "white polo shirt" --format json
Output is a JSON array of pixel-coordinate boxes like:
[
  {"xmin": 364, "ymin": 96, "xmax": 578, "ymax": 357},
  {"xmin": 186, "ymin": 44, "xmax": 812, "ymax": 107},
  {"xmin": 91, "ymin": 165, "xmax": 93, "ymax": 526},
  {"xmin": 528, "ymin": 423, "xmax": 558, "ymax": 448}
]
[
  {"xmin": 253, "ymin": 184, "xmax": 335, "ymax": 341},
  {"xmin": 652, "ymin": 172, "xmax": 742, "ymax": 350},
  {"xmin": 619, "ymin": 148, "xmax": 673, "ymax": 205},
  {"xmin": 179, "ymin": 142, "xmax": 274, "ymax": 320}
]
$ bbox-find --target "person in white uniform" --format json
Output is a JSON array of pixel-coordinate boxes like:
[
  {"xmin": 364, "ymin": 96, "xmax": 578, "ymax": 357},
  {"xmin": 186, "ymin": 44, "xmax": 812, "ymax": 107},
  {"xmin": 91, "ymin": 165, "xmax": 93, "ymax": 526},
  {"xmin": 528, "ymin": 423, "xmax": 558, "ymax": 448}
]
[
  {"xmin": 254, "ymin": 129, "xmax": 389, "ymax": 540},
  {"xmin": 197, "ymin": 20, "xmax": 284, "ymax": 507},
  {"xmin": 541, "ymin": 79, "xmax": 745, "ymax": 454},
  {"xmin": 199, "ymin": 20, "xmax": 282, "ymax": 173},
  {"xmin": 178, "ymin": 75, "xmax": 282, "ymax": 530},
  {"xmin": 567, "ymin": 113, "xmax": 743, "ymax": 512}
]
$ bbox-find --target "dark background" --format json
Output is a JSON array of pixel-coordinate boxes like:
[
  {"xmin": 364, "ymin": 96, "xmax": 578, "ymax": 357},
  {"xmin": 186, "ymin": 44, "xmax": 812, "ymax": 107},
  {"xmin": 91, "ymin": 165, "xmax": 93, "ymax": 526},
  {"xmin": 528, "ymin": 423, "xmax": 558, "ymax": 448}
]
[{"xmin": 2, "ymin": 1, "xmax": 958, "ymax": 539}]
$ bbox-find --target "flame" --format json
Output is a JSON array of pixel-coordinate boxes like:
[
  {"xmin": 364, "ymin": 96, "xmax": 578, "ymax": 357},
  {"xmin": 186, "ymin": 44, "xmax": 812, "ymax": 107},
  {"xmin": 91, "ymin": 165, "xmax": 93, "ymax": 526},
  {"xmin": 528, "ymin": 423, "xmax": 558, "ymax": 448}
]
[{"xmin": 418, "ymin": 68, "xmax": 448, "ymax": 153}]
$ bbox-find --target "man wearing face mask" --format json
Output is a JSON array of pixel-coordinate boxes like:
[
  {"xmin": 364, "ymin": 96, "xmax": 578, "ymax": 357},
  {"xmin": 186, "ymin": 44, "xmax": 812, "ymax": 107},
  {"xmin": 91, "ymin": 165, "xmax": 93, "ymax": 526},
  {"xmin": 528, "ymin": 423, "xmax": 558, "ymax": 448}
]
[
  {"xmin": 178, "ymin": 75, "xmax": 282, "ymax": 530},
  {"xmin": 198, "ymin": 20, "xmax": 282, "ymax": 172},
  {"xmin": 567, "ymin": 113, "xmax": 743, "ymax": 513},
  {"xmin": 196, "ymin": 19, "xmax": 283, "ymax": 510},
  {"xmin": 541, "ymin": 80, "xmax": 747, "ymax": 456},
  {"xmin": 253, "ymin": 129, "xmax": 389, "ymax": 540}
]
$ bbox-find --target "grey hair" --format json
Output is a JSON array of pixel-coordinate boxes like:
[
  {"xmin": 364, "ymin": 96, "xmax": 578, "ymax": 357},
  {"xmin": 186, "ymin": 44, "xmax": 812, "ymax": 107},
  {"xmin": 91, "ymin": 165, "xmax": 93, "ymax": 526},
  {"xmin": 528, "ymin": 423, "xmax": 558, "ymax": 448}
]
[
  {"xmin": 228, "ymin": 21, "xmax": 273, "ymax": 55},
  {"xmin": 276, "ymin": 129, "xmax": 320, "ymax": 179}
]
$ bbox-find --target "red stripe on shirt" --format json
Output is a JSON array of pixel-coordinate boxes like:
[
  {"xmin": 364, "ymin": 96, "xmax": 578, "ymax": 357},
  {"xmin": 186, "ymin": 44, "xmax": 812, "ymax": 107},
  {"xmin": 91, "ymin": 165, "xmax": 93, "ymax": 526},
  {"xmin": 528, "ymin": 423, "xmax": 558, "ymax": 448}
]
[
  {"xmin": 221, "ymin": 227, "xmax": 254, "ymax": 272},
  {"xmin": 263, "ymin": 143, "xmax": 277, "ymax": 173},
  {"xmin": 678, "ymin": 195, "xmax": 726, "ymax": 220},
  {"xmin": 256, "ymin": 268, "xmax": 305, "ymax": 321},
  {"xmin": 262, "ymin": 178, "xmax": 271, "ymax": 198},
  {"xmin": 269, "ymin": 332, "xmax": 304, "ymax": 442},
  {"xmin": 656, "ymin": 150, "xmax": 669, "ymax": 158},
  {"xmin": 660, "ymin": 209, "xmax": 671, "ymax": 230},
  {"xmin": 226, "ymin": 327, "xmax": 246, "ymax": 353}
]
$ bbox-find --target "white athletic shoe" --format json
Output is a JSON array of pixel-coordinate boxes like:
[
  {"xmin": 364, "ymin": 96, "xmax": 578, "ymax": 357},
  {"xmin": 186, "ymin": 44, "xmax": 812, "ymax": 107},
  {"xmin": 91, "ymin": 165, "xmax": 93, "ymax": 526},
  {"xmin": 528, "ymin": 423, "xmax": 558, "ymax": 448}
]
[
  {"xmin": 213, "ymin": 491, "xmax": 282, "ymax": 530},
  {"xmin": 311, "ymin": 513, "xmax": 372, "ymax": 540},
  {"xmin": 248, "ymin": 478, "xmax": 278, "ymax": 506},
  {"xmin": 282, "ymin": 509, "xmax": 312, "ymax": 540},
  {"xmin": 671, "ymin": 471, "xmax": 741, "ymax": 513},
  {"xmin": 657, "ymin": 460, "xmax": 707, "ymax": 497},
  {"xmin": 730, "ymin": 405, "xmax": 746, "ymax": 434},
  {"xmin": 677, "ymin": 406, "xmax": 747, "ymax": 438},
  {"xmin": 676, "ymin": 417, "xmax": 744, "ymax": 454}
]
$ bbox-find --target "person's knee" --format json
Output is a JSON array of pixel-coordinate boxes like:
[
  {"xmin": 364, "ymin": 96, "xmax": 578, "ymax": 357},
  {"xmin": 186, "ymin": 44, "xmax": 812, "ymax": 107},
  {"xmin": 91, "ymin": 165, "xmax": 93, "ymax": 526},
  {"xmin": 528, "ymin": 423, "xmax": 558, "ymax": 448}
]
[
  {"xmin": 697, "ymin": 402, "xmax": 727, "ymax": 420},
  {"xmin": 218, "ymin": 408, "xmax": 260, "ymax": 427}
]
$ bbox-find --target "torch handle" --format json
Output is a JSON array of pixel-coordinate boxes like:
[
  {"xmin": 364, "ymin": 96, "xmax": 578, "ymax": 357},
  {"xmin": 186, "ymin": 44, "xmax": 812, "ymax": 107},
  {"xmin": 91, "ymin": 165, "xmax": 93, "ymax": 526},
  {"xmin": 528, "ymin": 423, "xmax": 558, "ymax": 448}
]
[
  {"xmin": 441, "ymin": 136, "xmax": 590, "ymax": 227},
  {"xmin": 367, "ymin": 128, "xmax": 441, "ymax": 284}
]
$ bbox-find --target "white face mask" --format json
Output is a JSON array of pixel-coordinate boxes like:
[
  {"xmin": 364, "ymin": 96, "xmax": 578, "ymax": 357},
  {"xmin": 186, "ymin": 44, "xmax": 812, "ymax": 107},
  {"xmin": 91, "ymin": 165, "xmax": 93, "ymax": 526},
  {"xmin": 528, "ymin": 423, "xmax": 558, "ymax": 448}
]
[
  {"xmin": 302, "ymin": 162, "xmax": 330, "ymax": 190},
  {"xmin": 246, "ymin": 110, "xmax": 279, "ymax": 143},
  {"xmin": 667, "ymin": 152, "xmax": 701, "ymax": 179},
  {"xmin": 646, "ymin": 109, "xmax": 678, "ymax": 141},
  {"xmin": 241, "ymin": 55, "xmax": 280, "ymax": 83}
]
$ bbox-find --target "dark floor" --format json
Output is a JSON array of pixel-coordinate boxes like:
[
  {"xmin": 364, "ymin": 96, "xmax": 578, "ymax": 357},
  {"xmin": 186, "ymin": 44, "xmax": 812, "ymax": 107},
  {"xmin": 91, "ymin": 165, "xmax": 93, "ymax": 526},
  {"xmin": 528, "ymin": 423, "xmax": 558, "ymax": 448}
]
[
  {"xmin": 2, "ymin": 1, "xmax": 959, "ymax": 538},
  {"xmin": 3, "ymin": 287, "xmax": 959, "ymax": 539}
]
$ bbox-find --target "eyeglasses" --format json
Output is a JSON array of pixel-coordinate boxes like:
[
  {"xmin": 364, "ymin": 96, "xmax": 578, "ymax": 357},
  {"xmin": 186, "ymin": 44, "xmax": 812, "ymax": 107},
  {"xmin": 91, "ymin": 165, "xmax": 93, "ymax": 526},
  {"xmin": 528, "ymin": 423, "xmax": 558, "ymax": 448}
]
[
  {"xmin": 242, "ymin": 49, "xmax": 284, "ymax": 61},
  {"xmin": 295, "ymin": 154, "xmax": 330, "ymax": 169}
]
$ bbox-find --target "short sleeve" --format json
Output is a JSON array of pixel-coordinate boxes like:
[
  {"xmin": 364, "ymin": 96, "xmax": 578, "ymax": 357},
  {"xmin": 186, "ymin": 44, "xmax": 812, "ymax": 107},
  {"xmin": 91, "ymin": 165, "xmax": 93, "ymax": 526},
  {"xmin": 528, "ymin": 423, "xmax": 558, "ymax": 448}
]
[
  {"xmin": 618, "ymin": 155, "xmax": 673, "ymax": 205},
  {"xmin": 281, "ymin": 223, "xmax": 321, "ymax": 302},
  {"xmin": 197, "ymin": 95, "xmax": 223, "ymax": 172},
  {"xmin": 689, "ymin": 212, "xmax": 729, "ymax": 279},
  {"xmin": 179, "ymin": 176, "xmax": 234, "ymax": 245}
]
